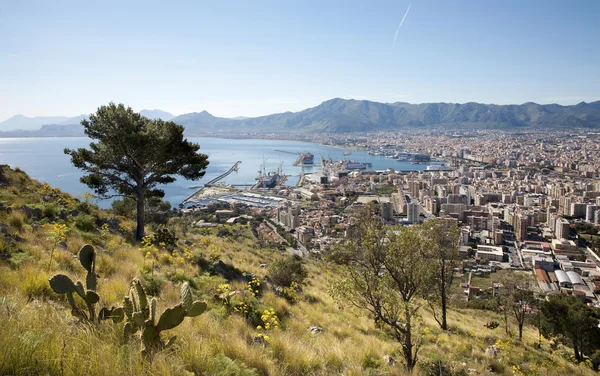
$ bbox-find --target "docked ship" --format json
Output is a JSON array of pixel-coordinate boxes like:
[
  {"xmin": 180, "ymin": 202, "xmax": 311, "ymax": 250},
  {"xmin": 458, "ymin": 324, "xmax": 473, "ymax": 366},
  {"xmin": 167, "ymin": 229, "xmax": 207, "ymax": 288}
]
[
  {"xmin": 426, "ymin": 164, "xmax": 453, "ymax": 171},
  {"xmin": 293, "ymin": 152, "xmax": 314, "ymax": 166},
  {"xmin": 344, "ymin": 160, "xmax": 372, "ymax": 170},
  {"xmin": 255, "ymin": 161, "xmax": 285, "ymax": 188},
  {"xmin": 302, "ymin": 152, "xmax": 314, "ymax": 165}
]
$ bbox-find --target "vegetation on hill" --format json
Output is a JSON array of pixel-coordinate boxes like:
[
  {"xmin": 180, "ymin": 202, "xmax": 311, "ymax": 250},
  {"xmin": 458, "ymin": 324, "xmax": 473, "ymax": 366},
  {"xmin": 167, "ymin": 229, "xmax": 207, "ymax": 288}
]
[
  {"xmin": 168, "ymin": 98, "xmax": 600, "ymax": 134},
  {"xmin": 0, "ymin": 165, "xmax": 598, "ymax": 375}
]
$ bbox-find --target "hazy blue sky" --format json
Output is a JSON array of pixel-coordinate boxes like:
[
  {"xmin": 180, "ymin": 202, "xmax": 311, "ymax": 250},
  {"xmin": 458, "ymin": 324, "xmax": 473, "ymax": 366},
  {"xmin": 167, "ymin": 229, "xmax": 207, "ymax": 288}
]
[{"xmin": 1, "ymin": 0, "xmax": 599, "ymax": 121}]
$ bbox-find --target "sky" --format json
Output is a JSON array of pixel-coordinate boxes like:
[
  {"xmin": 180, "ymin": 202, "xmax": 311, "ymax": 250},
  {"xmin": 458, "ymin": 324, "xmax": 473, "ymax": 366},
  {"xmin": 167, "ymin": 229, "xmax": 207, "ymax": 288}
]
[{"xmin": 0, "ymin": 0, "xmax": 599, "ymax": 122}]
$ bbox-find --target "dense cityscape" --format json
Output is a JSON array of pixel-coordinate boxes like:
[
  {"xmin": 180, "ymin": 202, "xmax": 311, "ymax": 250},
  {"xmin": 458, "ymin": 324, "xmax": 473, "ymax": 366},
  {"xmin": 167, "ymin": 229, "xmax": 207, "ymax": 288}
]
[{"xmin": 182, "ymin": 128, "xmax": 600, "ymax": 307}]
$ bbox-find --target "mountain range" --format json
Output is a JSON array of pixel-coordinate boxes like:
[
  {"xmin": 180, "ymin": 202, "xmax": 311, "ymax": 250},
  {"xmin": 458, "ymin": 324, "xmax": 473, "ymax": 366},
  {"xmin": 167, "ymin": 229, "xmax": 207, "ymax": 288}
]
[
  {"xmin": 169, "ymin": 98, "xmax": 600, "ymax": 134},
  {"xmin": 2, "ymin": 99, "xmax": 599, "ymax": 136},
  {"xmin": 0, "ymin": 110, "xmax": 174, "ymax": 132}
]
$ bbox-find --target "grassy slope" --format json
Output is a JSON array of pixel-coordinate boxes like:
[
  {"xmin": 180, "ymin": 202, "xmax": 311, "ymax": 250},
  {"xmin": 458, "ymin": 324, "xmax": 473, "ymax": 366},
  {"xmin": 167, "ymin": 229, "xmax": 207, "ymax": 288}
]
[{"xmin": 0, "ymin": 165, "xmax": 594, "ymax": 376}]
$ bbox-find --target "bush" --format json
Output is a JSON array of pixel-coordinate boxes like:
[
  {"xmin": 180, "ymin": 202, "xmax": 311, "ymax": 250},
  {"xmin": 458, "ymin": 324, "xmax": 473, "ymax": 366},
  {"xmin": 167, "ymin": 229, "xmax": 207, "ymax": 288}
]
[
  {"xmin": 152, "ymin": 227, "xmax": 178, "ymax": 250},
  {"xmin": 217, "ymin": 227, "xmax": 232, "ymax": 238},
  {"xmin": 22, "ymin": 269, "xmax": 54, "ymax": 300},
  {"xmin": 42, "ymin": 203, "xmax": 59, "ymax": 218},
  {"xmin": 74, "ymin": 214, "xmax": 96, "ymax": 232},
  {"xmin": 361, "ymin": 354, "xmax": 381, "ymax": 370},
  {"xmin": 141, "ymin": 272, "xmax": 166, "ymax": 297},
  {"xmin": 8, "ymin": 212, "xmax": 24, "ymax": 231},
  {"xmin": 204, "ymin": 354, "xmax": 259, "ymax": 376},
  {"xmin": 268, "ymin": 255, "xmax": 307, "ymax": 288}
]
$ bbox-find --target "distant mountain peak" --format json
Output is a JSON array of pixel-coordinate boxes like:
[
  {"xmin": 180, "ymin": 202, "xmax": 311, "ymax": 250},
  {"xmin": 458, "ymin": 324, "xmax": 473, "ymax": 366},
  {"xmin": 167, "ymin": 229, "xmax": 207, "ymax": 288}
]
[{"xmin": 139, "ymin": 109, "xmax": 174, "ymax": 121}]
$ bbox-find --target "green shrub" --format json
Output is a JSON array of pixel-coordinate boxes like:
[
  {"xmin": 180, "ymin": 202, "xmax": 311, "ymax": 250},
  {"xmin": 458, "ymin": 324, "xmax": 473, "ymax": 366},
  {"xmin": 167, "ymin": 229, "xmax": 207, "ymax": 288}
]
[
  {"xmin": 8, "ymin": 212, "xmax": 24, "ymax": 231},
  {"xmin": 76, "ymin": 201, "xmax": 93, "ymax": 214},
  {"xmin": 74, "ymin": 214, "xmax": 96, "ymax": 232},
  {"xmin": 484, "ymin": 321, "xmax": 500, "ymax": 329},
  {"xmin": 22, "ymin": 269, "xmax": 54, "ymax": 300},
  {"xmin": 268, "ymin": 255, "xmax": 307, "ymax": 288},
  {"xmin": 205, "ymin": 354, "xmax": 259, "ymax": 376},
  {"xmin": 361, "ymin": 354, "xmax": 381, "ymax": 369},
  {"xmin": 152, "ymin": 227, "xmax": 178, "ymax": 250},
  {"xmin": 141, "ymin": 272, "xmax": 166, "ymax": 297},
  {"xmin": 217, "ymin": 227, "xmax": 232, "ymax": 238},
  {"xmin": 42, "ymin": 203, "xmax": 59, "ymax": 218}
]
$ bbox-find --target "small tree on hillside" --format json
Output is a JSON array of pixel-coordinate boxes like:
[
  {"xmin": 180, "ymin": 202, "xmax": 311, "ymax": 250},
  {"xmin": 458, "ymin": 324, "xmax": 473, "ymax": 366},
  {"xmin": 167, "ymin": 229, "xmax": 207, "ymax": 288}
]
[
  {"xmin": 268, "ymin": 255, "xmax": 307, "ymax": 288},
  {"xmin": 423, "ymin": 219, "xmax": 461, "ymax": 330},
  {"xmin": 541, "ymin": 294, "xmax": 600, "ymax": 362},
  {"xmin": 65, "ymin": 103, "xmax": 209, "ymax": 240},
  {"xmin": 329, "ymin": 206, "xmax": 434, "ymax": 371},
  {"xmin": 497, "ymin": 271, "xmax": 537, "ymax": 341}
]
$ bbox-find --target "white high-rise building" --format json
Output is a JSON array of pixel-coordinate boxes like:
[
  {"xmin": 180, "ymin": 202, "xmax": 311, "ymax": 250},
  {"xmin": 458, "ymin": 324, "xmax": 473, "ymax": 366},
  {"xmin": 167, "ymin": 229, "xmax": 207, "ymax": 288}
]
[
  {"xmin": 407, "ymin": 202, "xmax": 420, "ymax": 224},
  {"xmin": 586, "ymin": 204, "xmax": 598, "ymax": 222}
]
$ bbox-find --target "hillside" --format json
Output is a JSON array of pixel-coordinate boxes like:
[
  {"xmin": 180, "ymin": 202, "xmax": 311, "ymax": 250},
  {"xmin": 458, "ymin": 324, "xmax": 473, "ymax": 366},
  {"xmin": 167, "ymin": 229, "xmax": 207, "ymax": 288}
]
[
  {"xmin": 0, "ymin": 165, "xmax": 596, "ymax": 375},
  {"xmin": 3, "ymin": 100, "xmax": 600, "ymax": 136},
  {"xmin": 169, "ymin": 98, "xmax": 600, "ymax": 134}
]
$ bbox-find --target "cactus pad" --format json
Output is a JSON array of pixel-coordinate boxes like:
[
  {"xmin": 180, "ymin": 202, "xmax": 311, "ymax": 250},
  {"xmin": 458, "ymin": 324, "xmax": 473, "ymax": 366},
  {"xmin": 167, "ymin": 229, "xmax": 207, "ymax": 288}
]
[
  {"xmin": 74, "ymin": 281, "xmax": 86, "ymax": 300},
  {"xmin": 157, "ymin": 304, "xmax": 186, "ymax": 332},
  {"xmin": 86, "ymin": 271, "xmax": 97, "ymax": 291},
  {"xmin": 186, "ymin": 301, "xmax": 207, "ymax": 317},
  {"xmin": 133, "ymin": 311, "xmax": 145, "ymax": 327},
  {"xmin": 181, "ymin": 282, "xmax": 193, "ymax": 311},
  {"xmin": 78, "ymin": 244, "xmax": 95, "ymax": 272},
  {"xmin": 49, "ymin": 274, "xmax": 76, "ymax": 294},
  {"xmin": 85, "ymin": 290, "xmax": 100, "ymax": 304}
]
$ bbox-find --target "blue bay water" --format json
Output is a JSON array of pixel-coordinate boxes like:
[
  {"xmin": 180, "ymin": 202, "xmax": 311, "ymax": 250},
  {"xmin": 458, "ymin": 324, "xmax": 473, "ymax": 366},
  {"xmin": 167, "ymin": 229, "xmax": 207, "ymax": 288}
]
[{"xmin": 0, "ymin": 137, "xmax": 426, "ymax": 208}]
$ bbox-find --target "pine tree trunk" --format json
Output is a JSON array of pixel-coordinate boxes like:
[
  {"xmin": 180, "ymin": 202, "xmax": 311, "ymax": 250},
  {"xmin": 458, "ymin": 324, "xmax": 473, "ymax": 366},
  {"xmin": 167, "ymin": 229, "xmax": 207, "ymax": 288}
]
[{"xmin": 136, "ymin": 189, "xmax": 145, "ymax": 241}]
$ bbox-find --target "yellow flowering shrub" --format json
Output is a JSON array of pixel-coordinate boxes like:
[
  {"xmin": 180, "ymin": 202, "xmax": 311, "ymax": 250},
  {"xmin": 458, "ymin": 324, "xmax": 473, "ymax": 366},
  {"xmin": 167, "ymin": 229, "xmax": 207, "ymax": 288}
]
[{"xmin": 247, "ymin": 278, "xmax": 261, "ymax": 297}]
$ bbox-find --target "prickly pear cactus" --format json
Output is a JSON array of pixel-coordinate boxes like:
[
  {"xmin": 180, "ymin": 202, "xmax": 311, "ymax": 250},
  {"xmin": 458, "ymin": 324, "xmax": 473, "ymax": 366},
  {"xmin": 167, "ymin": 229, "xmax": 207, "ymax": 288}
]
[
  {"xmin": 48, "ymin": 244, "xmax": 124, "ymax": 324},
  {"xmin": 123, "ymin": 279, "xmax": 207, "ymax": 357},
  {"xmin": 181, "ymin": 282, "xmax": 208, "ymax": 317}
]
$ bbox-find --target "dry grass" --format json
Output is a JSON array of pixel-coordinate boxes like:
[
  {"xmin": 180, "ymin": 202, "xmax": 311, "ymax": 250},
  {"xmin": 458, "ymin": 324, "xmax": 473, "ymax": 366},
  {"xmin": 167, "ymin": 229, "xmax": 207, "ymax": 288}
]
[{"xmin": 0, "ymin": 165, "xmax": 596, "ymax": 375}]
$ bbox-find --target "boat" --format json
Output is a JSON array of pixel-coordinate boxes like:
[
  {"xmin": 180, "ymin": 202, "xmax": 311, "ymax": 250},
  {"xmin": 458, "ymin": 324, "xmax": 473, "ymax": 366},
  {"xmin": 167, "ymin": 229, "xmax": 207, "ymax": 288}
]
[
  {"xmin": 343, "ymin": 151, "xmax": 352, "ymax": 156},
  {"xmin": 294, "ymin": 152, "xmax": 314, "ymax": 166},
  {"xmin": 255, "ymin": 161, "xmax": 285, "ymax": 188},
  {"xmin": 426, "ymin": 164, "xmax": 453, "ymax": 171},
  {"xmin": 344, "ymin": 160, "xmax": 372, "ymax": 170},
  {"xmin": 302, "ymin": 152, "xmax": 314, "ymax": 165}
]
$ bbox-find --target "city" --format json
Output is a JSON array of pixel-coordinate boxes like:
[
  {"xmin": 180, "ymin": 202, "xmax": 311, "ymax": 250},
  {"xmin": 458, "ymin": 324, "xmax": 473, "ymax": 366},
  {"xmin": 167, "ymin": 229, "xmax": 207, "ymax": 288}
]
[{"xmin": 181, "ymin": 128, "xmax": 600, "ymax": 307}]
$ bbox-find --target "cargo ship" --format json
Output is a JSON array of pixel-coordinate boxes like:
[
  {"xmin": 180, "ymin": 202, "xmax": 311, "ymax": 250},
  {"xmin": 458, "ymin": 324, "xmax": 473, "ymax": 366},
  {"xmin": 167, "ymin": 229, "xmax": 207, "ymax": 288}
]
[
  {"xmin": 294, "ymin": 152, "xmax": 314, "ymax": 166},
  {"xmin": 255, "ymin": 161, "xmax": 285, "ymax": 188},
  {"xmin": 302, "ymin": 152, "xmax": 314, "ymax": 164}
]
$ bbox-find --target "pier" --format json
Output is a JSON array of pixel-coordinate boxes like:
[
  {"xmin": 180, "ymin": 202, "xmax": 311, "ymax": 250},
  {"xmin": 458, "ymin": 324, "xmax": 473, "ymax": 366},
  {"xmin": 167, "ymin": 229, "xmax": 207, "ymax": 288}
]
[
  {"xmin": 205, "ymin": 161, "xmax": 242, "ymax": 187},
  {"xmin": 180, "ymin": 161, "xmax": 241, "ymax": 206},
  {"xmin": 274, "ymin": 149, "xmax": 300, "ymax": 155}
]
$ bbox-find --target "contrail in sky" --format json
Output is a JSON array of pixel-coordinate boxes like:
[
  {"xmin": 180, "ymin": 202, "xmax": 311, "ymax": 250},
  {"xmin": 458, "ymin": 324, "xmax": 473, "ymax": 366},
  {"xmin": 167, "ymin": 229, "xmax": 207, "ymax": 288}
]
[{"xmin": 393, "ymin": 3, "xmax": 412, "ymax": 48}]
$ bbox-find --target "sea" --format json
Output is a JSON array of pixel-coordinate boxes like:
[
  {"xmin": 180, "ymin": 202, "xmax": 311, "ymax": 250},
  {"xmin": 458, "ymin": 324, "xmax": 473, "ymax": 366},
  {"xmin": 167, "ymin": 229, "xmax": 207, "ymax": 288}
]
[{"xmin": 0, "ymin": 137, "xmax": 427, "ymax": 208}]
